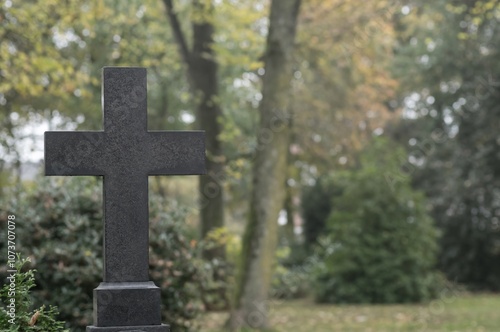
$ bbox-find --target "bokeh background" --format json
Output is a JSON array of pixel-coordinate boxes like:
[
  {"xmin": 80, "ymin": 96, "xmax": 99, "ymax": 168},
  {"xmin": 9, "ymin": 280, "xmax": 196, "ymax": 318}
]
[{"xmin": 1, "ymin": 0, "xmax": 499, "ymax": 331}]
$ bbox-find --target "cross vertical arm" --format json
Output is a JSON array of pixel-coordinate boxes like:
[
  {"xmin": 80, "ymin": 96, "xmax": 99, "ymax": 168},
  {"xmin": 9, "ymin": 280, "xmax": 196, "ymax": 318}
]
[
  {"xmin": 103, "ymin": 67, "xmax": 148, "ymax": 134},
  {"xmin": 102, "ymin": 173, "xmax": 149, "ymax": 282}
]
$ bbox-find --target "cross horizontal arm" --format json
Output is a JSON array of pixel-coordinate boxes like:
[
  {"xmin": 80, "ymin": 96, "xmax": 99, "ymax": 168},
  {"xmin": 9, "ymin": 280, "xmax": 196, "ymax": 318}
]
[
  {"xmin": 45, "ymin": 131, "xmax": 105, "ymax": 176},
  {"xmin": 147, "ymin": 131, "xmax": 206, "ymax": 175}
]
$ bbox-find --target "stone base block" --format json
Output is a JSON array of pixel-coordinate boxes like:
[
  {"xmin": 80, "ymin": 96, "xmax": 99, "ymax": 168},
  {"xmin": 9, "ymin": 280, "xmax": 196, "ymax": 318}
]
[{"xmin": 87, "ymin": 281, "xmax": 166, "ymax": 329}]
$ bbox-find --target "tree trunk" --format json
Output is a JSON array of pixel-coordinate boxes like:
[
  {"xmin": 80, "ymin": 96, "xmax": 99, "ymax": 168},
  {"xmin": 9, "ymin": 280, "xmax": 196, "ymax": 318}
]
[
  {"xmin": 163, "ymin": 0, "xmax": 225, "ymax": 260},
  {"xmin": 230, "ymin": 0, "xmax": 301, "ymax": 330},
  {"xmin": 190, "ymin": 2, "xmax": 226, "ymax": 260}
]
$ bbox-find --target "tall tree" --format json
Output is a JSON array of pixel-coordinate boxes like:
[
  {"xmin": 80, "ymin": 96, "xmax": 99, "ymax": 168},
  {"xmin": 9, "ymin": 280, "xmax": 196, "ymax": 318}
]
[
  {"xmin": 286, "ymin": 0, "xmax": 400, "ymax": 249},
  {"xmin": 163, "ymin": 0, "xmax": 225, "ymax": 259},
  {"xmin": 0, "ymin": 0, "xmax": 187, "ymax": 183},
  {"xmin": 292, "ymin": 0, "xmax": 399, "ymax": 172},
  {"xmin": 0, "ymin": 0, "xmax": 90, "ymax": 190},
  {"xmin": 230, "ymin": 0, "xmax": 302, "ymax": 330}
]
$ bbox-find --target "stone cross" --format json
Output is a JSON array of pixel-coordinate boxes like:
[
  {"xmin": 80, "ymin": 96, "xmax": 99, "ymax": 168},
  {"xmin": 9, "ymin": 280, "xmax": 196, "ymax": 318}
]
[{"xmin": 44, "ymin": 67, "xmax": 205, "ymax": 331}]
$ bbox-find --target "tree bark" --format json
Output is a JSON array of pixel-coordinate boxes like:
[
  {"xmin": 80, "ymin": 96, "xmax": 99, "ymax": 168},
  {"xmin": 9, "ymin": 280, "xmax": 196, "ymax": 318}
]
[
  {"xmin": 230, "ymin": 0, "xmax": 301, "ymax": 330},
  {"xmin": 163, "ymin": 0, "xmax": 225, "ymax": 260}
]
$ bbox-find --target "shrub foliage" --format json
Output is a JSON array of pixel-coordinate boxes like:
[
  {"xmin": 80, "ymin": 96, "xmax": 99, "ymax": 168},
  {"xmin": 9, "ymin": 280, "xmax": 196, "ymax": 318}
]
[
  {"xmin": 0, "ymin": 177, "xmax": 219, "ymax": 332},
  {"xmin": 313, "ymin": 139, "xmax": 441, "ymax": 304},
  {"xmin": 0, "ymin": 256, "xmax": 68, "ymax": 331}
]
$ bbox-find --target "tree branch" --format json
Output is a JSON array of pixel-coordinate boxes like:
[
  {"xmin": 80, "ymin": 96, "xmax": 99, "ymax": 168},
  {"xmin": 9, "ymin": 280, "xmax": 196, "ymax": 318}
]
[{"xmin": 162, "ymin": 0, "xmax": 191, "ymax": 66}]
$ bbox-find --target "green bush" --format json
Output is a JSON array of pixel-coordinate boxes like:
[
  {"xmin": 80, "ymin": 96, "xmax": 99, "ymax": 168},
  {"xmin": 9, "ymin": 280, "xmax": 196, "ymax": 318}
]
[
  {"xmin": 0, "ymin": 256, "xmax": 68, "ymax": 331},
  {"xmin": 0, "ymin": 177, "xmax": 223, "ymax": 332},
  {"xmin": 313, "ymin": 139, "xmax": 441, "ymax": 304},
  {"xmin": 0, "ymin": 178, "xmax": 101, "ymax": 329},
  {"xmin": 271, "ymin": 246, "xmax": 314, "ymax": 300},
  {"xmin": 195, "ymin": 227, "xmax": 235, "ymax": 311},
  {"xmin": 301, "ymin": 175, "xmax": 340, "ymax": 250}
]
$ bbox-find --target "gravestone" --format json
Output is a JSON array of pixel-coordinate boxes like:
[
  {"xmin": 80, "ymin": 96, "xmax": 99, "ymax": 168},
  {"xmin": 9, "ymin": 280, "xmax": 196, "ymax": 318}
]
[{"xmin": 44, "ymin": 67, "xmax": 206, "ymax": 331}]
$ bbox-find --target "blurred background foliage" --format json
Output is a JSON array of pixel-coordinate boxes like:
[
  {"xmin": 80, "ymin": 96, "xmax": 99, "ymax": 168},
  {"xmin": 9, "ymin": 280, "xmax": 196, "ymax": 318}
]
[{"xmin": 1, "ymin": 0, "xmax": 499, "ymax": 330}]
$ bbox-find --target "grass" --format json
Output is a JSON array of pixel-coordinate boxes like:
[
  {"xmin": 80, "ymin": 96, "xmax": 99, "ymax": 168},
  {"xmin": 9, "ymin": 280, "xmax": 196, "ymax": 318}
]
[{"xmin": 200, "ymin": 294, "xmax": 500, "ymax": 331}]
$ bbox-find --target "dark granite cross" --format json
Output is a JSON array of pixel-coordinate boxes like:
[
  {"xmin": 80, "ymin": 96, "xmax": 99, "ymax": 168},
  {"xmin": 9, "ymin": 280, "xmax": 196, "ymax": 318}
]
[{"xmin": 44, "ymin": 67, "xmax": 205, "ymax": 332}]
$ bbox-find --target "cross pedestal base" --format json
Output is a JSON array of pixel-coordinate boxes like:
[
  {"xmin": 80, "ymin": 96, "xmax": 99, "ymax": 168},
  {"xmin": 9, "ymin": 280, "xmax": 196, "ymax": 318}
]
[{"xmin": 86, "ymin": 281, "xmax": 169, "ymax": 332}]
